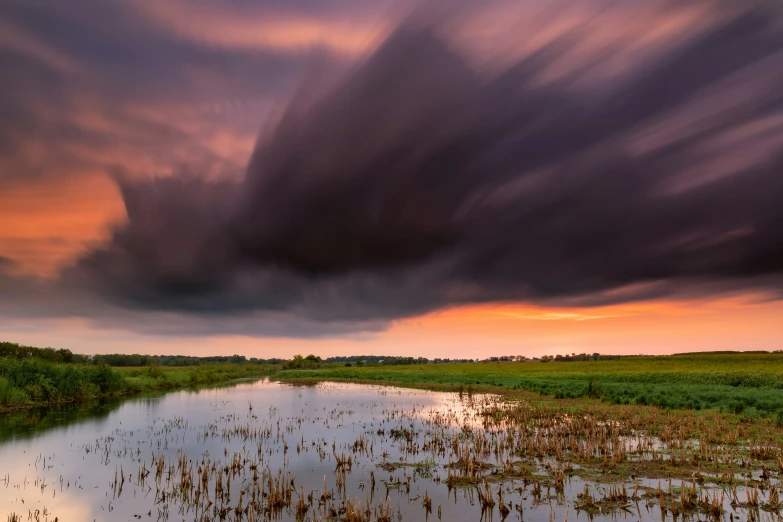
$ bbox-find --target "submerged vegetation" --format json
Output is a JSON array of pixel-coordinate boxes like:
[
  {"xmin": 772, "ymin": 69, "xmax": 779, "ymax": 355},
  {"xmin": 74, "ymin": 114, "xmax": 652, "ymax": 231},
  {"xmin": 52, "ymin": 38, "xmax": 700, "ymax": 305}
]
[
  {"xmin": 2, "ymin": 345, "xmax": 783, "ymax": 521},
  {"xmin": 3, "ymin": 380, "xmax": 782, "ymax": 522}
]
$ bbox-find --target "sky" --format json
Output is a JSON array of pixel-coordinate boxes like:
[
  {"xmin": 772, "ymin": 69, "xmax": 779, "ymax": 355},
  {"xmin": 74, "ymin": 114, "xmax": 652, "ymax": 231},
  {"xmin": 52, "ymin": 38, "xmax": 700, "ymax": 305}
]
[{"xmin": 1, "ymin": 0, "xmax": 783, "ymax": 359}]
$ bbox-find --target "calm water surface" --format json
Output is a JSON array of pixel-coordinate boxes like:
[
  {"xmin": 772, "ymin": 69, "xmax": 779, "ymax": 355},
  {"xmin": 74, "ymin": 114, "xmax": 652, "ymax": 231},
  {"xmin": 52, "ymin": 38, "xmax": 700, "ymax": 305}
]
[{"xmin": 0, "ymin": 379, "xmax": 772, "ymax": 522}]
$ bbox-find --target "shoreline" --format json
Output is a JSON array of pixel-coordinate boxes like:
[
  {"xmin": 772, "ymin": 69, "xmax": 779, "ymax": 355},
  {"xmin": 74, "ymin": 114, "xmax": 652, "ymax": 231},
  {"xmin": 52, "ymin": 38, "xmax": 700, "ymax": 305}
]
[{"xmin": 0, "ymin": 364, "xmax": 277, "ymax": 414}]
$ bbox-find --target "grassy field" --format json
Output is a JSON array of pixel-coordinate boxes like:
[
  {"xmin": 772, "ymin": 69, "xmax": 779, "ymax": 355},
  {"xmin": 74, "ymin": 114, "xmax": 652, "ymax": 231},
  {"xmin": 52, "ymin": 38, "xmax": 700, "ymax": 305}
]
[
  {"xmin": 5, "ymin": 351, "xmax": 783, "ymax": 418},
  {"xmin": 0, "ymin": 359, "xmax": 278, "ymax": 411},
  {"xmin": 276, "ymin": 353, "xmax": 783, "ymax": 418}
]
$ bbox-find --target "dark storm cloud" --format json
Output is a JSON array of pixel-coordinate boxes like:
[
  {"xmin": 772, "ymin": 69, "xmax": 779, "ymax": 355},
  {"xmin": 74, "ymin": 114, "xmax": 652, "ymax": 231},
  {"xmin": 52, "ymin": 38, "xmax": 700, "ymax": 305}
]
[
  {"xmin": 0, "ymin": 269, "xmax": 390, "ymax": 339},
  {"xmin": 67, "ymin": 0, "xmax": 783, "ymax": 329},
  {"xmin": 3, "ymin": 0, "xmax": 783, "ymax": 336},
  {"xmin": 68, "ymin": 174, "xmax": 452, "ymax": 321}
]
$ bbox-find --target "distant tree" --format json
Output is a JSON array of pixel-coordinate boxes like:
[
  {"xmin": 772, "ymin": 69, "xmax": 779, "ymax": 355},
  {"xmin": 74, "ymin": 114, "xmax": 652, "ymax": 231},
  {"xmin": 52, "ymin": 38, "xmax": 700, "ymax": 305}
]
[
  {"xmin": 57, "ymin": 348, "xmax": 74, "ymax": 363},
  {"xmin": 284, "ymin": 354, "xmax": 321, "ymax": 370}
]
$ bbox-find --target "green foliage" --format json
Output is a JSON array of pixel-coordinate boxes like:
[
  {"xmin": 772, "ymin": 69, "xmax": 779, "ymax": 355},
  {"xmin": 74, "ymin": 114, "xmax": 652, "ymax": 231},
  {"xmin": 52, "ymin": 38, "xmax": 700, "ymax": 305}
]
[
  {"xmin": 284, "ymin": 354, "xmax": 322, "ymax": 370},
  {"xmin": 0, "ymin": 376, "xmax": 28, "ymax": 406},
  {"xmin": 0, "ymin": 341, "xmax": 75, "ymax": 363},
  {"xmin": 0, "ymin": 359, "xmax": 126, "ymax": 405},
  {"xmin": 324, "ymin": 355, "xmax": 434, "ymax": 365},
  {"xmin": 146, "ymin": 361, "xmax": 164, "ymax": 378},
  {"xmin": 3, "ymin": 340, "xmax": 287, "ymax": 369},
  {"xmin": 586, "ymin": 378, "xmax": 602, "ymax": 398},
  {"xmin": 118, "ymin": 363, "xmax": 277, "ymax": 393},
  {"xmin": 90, "ymin": 353, "xmax": 280, "ymax": 367},
  {"xmin": 0, "ymin": 339, "xmax": 282, "ymax": 410},
  {"xmin": 0, "ymin": 358, "xmax": 276, "ymax": 410},
  {"xmin": 276, "ymin": 353, "xmax": 783, "ymax": 418}
]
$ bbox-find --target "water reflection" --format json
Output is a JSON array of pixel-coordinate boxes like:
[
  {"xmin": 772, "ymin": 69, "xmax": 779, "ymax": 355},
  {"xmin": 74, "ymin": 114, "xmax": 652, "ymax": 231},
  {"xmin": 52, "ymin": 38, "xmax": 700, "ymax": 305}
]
[{"xmin": 0, "ymin": 379, "xmax": 779, "ymax": 522}]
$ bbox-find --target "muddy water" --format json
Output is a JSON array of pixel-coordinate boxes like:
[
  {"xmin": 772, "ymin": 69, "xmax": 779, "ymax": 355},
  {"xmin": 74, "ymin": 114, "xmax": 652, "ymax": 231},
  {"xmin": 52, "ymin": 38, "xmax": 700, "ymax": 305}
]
[{"xmin": 0, "ymin": 379, "xmax": 777, "ymax": 522}]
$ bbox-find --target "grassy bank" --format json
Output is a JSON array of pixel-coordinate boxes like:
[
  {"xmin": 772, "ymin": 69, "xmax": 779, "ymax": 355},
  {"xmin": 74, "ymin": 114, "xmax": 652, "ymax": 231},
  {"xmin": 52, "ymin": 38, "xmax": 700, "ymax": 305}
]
[
  {"xmin": 276, "ymin": 352, "xmax": 783, "ymax": 418},
  {"xmin": 0, "ymin": 359, "xmax": 278, "ymax": 412},
  {"xmin": 6, "ymin": 348, "xmax": 783, "ymax": 418}
]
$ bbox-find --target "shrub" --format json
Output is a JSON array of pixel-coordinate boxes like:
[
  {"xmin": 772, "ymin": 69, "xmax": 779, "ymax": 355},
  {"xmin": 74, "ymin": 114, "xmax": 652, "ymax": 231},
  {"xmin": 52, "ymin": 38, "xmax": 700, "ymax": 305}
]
[
  {"xmin": 0, "ymin": 376, "xmax": 14, "ymax": 404},
  {"xmin": 0, "ymin": 377, "xmax": 28, "ymax": 406},
  {"xmin": 284, "ymin": 354, "xmax": 322, "ymax": 370},
  {"xmin": 586, "ymin": 378, "xmax": 602, "ymax": 398},
  {"xmin": 146, "ymin": 363, "xmax": 164, "ymax": 378},
  {"xmin": 729, "ymin": 400, "xmax": 745, "ymax": 415},
  {"xmin": 93, "ymin": 363, "xmax": 124, "ymax": 393},
  {"xmin": 24, "ymin": 383, "xmax": 44, "ymax": 401}
]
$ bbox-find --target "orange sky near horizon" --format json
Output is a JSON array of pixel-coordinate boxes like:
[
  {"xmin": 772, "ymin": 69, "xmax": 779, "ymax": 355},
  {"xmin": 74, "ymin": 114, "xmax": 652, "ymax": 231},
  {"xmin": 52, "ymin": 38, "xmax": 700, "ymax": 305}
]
[{"xmin": 2, "ymin": 293, "xmax": 782, "ymax": 359}]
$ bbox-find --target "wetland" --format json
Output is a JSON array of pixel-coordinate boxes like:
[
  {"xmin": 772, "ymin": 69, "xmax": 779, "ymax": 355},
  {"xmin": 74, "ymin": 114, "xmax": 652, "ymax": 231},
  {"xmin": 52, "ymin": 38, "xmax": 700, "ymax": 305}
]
[{"xmin": 2, "ymin": 377, "xmax": 782, "ymax": 522}]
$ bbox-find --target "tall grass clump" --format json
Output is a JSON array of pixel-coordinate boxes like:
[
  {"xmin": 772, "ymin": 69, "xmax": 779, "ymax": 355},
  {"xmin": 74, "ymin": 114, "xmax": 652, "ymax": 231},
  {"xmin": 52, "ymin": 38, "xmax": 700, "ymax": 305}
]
[
  {"xmin": 586, "ymin": 378, "xmax": 602, "ymax": 398},
  {"xmin": 0, "ymin": 376, "xmax": 28, "ymax": 406}
]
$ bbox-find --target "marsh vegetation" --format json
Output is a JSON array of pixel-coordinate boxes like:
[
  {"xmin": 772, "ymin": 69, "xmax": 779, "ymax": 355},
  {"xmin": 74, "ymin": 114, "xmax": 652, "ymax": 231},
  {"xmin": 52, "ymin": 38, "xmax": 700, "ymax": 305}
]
[
  {"xmin": 1, "ymin": 377, "xmax": 782, "ymax": 522},
  {"xmin": 0, "ymin": 358, "xmax": 277, "ymax": 410}
]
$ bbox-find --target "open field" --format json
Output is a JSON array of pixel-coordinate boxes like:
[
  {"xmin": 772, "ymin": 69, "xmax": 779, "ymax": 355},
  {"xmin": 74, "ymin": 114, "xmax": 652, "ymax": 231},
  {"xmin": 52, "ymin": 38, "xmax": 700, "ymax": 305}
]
[
  {"xmin": 276, "ymin": 353, "xmax": 783, "ymax": 418},
  {"xmin": 0, "ymin": 359, "xmax": 278, "ymax": 411}
]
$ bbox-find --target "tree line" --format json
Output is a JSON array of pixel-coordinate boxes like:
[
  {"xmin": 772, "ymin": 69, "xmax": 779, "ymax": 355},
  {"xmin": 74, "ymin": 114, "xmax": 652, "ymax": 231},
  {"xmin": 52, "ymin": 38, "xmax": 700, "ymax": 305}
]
[
  {"xmin": 0, "ymin": 342, "xmax": 284, "ymax": 367},
  {"xmin": 11, "ymin": 340, "xmax": 741, "ymax": 369}
]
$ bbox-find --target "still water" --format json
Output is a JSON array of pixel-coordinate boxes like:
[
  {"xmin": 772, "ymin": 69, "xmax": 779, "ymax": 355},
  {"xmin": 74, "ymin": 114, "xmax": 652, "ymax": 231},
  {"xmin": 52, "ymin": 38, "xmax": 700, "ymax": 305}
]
[{"xmin": 0, "ymin": 379, "xmax": 776, "ymax": 522}]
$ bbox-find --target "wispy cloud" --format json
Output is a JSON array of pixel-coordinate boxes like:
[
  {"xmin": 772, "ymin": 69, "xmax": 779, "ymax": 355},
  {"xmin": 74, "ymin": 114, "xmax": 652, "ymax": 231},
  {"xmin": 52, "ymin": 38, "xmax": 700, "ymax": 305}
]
[{"xmin": 136, "ymin": 0, "xmax": 391, "ymax": 55}]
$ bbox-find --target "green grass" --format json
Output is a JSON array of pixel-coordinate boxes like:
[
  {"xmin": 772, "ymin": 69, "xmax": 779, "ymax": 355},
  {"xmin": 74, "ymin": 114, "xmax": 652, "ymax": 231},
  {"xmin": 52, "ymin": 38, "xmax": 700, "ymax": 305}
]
[
  {"xmin": 0, "ymin": 359, "xmax": 278, "ymax": 410},
  {"xmin": 6, "ymin": 351, "xmax": 783, "ymax": 417},
  {"xmin": 116, "ymin": 364, "xmax": 278, "ymax": 392},
  {"xmin": 275, "ymin": 353, "xmax": 783, "ymax": 417}
]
